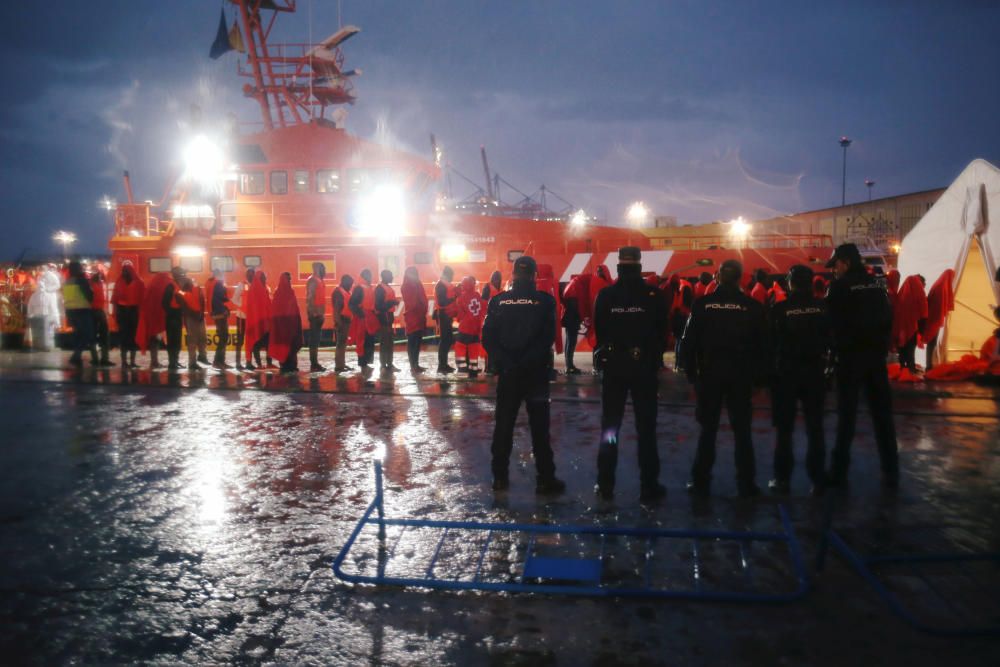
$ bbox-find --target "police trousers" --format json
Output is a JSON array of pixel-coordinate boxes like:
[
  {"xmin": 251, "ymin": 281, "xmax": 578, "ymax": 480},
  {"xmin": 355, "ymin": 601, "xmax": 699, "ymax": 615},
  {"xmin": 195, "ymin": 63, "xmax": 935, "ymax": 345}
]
[
  {"xmin": 771, "ymin": 370, "xmax": 826, "ymax": 484},
  {"xmin": 832, "ymin": 355, "xmax": 898, "ymax": 479},
  {"xmin": 691, "ymin": 375, "xmax": 756, "ymax": 486},
  {"xmin": 598, "ymin": 372, "xmax": 660, "ymax": 490},
  {"xmin": 490, "ymin": 366, "xmax": 556, "ymax": 481}
]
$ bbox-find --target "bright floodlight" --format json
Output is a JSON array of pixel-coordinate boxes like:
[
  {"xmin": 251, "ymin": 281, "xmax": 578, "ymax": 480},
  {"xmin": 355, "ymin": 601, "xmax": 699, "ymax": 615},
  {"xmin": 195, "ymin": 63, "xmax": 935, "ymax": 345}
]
[
  {"xmin": 173, "ymin": 245, "xmax": 206, "ymax": 258},
  {"xmin": 728, "ymin": 216, "xmax": 751, "ymax": 240},
  {"xmin": 440, "ymin": 242, "xmax": 468, "ymax": 262},
  {"xmin": 182, "ymin": 135, "xmax": 225, "ymax": 188},
  {"xmin": 356, "ymin": 185, "xmax": 406, "ymax": 241},
  {"xmin": 571, "ymin": 209, "xmax": 587, "ymax": 227},
  {"xmin": 626, "ymin": 201, "xmax": 649, "ymax": 226}
]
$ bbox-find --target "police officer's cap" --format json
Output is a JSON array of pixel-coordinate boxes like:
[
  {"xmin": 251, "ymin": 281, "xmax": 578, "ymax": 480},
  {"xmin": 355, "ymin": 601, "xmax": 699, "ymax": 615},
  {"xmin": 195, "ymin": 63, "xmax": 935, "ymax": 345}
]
[
  {"xmin": 825, "ymin": 243, "xmax": 862, "ymax": 268},
  {"xmin": 618, "ymin": 246, "xmax": 642, "ymax": 265},
  {"xmin": 787, "ymin": 264, "xmax": 814, "ymax": 291},
  {"xmin": 513, "ymin": 255, "xmax": 537, "ymax": 277}
]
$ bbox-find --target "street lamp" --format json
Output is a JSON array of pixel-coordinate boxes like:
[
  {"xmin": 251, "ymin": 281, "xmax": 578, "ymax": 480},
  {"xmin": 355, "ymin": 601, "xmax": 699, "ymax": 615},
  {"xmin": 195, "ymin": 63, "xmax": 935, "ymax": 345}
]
[
  {"xmin": 865, "ymin": 179, "xmax": 875, "ymax": 202},
  {"xmin": 52, "ymin": 230, "xmax": 77, "ymax": 260},
  {"xmin": 626, "ymin": 201, "xmax": 649, "ymax": 227},
  {"xmin": 839, "ymin": 136, "xmax": 852, "ymax": 206}
]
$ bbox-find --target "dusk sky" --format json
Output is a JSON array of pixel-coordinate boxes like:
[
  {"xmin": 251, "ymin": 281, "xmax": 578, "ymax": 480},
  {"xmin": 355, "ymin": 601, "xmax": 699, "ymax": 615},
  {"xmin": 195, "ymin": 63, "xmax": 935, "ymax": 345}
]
[{"xmin": 1, "ymin": 0, "xmax": 998, "ymax": 257}]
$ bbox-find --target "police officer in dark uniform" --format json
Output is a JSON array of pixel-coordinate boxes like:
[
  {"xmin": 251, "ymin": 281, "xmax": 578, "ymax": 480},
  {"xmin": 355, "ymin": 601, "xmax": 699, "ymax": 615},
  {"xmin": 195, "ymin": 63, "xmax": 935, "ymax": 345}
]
[
  {"xmin": 679, "ymin": 259, "xmax": 768, "ymax": 497},
  {"xmin": 768, "ymin": 264, "xmax": 832, "ymax": 495},
  {"xmin": 593, "ymin": 247, "xmax": 669, "ymax": 502},
  {"xmin": 482, "ymin": 256, "xmax": 565, "ymax": 495},
  {"xmin": 825, "ymin": 243, "xmax": 899, "ymax": 488}
]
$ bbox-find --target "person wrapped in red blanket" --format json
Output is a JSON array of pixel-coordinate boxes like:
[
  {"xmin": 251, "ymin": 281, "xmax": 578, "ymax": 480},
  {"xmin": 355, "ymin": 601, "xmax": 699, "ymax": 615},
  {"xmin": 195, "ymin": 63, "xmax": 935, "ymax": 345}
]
[
  {"xmin": 921, "ymin": 269, "xmax": 955, "ymax": 371},
  {"xmin": 135, "ymin": 272, "xmax": 171, "ymax": 368},
  {"xmin": 269, "ymin": 272, "xmax": 302, "ymax": 372},
  {"xmin": 892, "ymin": 274, "xmax": 927, "ymax": 376},
  {"xmin": 244, "ymin": 271, "xmax": 274, "ymax": 370}
]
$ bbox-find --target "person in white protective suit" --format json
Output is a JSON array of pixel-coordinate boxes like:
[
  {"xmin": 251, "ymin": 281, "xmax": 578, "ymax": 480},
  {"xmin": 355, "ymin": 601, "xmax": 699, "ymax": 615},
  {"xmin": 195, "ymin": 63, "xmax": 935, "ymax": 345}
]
[{"xmin": 27, "ymin": 265, "xmax": 62, "ymax": 350}]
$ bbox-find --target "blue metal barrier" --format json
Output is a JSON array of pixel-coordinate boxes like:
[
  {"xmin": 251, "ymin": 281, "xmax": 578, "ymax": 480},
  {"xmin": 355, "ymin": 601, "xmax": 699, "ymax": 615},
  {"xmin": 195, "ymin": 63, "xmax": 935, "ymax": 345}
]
[
  {"xmin": 332, "ymin": 461, "xmax": 809, "ymax": 601},
  {"xmin": 818, "ymin": 494, "xmax": 1000, "ymax": 637}
]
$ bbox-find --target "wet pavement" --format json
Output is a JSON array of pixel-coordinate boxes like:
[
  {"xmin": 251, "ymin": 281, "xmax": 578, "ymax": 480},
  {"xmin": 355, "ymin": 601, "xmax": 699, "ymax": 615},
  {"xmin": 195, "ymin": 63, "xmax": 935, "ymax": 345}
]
[{"xmin": 1, "ymin": 347, "xmax": 998, "ymax": 665}]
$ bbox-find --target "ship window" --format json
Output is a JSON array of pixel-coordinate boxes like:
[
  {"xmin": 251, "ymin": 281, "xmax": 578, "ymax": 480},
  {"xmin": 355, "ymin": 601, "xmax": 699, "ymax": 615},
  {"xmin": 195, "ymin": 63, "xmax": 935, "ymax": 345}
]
[
  {"xmin": 149, "ymin": 257, "xmax": 172, "ymax": 273},
  {"xmin": 413, "ymin": 251, "xmax": 432, "ymax": 265},
  {"xmin": 179, "ymin": 256, "xmax": 203, "ymax": 273},
  {"xmin": 507, "ymin": 250, "xmax": 524, "ymax": 262},
  {"xmin": 317, "ymin": 169, "xmax": 341, "ymax": 193},
  {"xmin": 270, "ymin": 171, "xmax": 288, "ymax": 195},
  {"xmin": 347, "ymin": 168, "xmax": 368, "ymax": 193},
  {"xmin": 211, "ymin": 256, "xmax": 234, "ymax": 272},
  {"xmin": 243, "ymin": 255, "xmax": 262, "ymax": 268},
  {"xmin": 294, "ymin": 170, "xmax": 309, "ymax": 193},
  {"xmin": 240, "ymin": 171, "xmax": 265, "ymax": 195}
]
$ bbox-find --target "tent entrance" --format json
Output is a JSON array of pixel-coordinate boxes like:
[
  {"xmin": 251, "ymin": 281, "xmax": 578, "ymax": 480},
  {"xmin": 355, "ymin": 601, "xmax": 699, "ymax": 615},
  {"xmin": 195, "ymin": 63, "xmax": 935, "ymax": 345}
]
[{"xmin": 945, "ymin": 237, "xmax": 998, "ymax": 361}]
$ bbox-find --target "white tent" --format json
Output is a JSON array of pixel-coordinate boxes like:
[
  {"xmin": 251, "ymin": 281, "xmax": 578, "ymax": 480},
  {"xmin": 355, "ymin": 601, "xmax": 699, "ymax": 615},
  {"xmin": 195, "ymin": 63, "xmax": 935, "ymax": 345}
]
[{"xmin": 899, "ymin": 159, "xmax": 1000, "ymax": 365}]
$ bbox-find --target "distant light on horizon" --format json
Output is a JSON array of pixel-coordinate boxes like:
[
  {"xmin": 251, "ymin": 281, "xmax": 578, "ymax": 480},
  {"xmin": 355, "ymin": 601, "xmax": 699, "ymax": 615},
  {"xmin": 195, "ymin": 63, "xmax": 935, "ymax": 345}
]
[{"xmin": 53, "ymin": 230, "xmax": 77, "ymax": 245}]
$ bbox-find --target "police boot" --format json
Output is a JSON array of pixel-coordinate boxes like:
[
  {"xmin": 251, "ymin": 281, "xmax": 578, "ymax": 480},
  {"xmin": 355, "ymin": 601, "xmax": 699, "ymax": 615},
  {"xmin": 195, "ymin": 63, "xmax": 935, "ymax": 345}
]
[
  {"xmin": 639, "ymin": 483, "xmax": 667, "ymax": 504},
  {"xmin": 535, "ymin": 475, "xmax": 566, "ymax": 495}
]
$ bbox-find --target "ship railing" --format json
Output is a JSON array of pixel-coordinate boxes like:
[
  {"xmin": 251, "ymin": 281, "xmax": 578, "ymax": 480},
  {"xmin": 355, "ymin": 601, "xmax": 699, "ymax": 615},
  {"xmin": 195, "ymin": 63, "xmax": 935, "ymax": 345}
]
[
  {"xmin": 216, "ymin": 200, "xmax": 333, "ymax": 235},
  {"xmin": 114, "ymin": 204, "xmax": 165, "ymax": 238},
  {"xmin": 649, "ymin": 234, "xmax": 834, "ymax": 252}
]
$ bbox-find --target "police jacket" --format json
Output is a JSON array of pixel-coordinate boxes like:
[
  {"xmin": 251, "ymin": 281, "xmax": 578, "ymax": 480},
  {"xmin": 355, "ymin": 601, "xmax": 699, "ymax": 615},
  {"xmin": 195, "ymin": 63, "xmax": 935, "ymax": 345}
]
[
  {"xmin": 482, "ymin": 278, "xmax": 555, "ymax": 373},
  {"xmin": 770, "ymin": 291, "xmax": 832, "ymax": 375},
  {"xmin": 593, "ymin": 265, "xmax": 668, "ymax": 376},
  {"xmin": 678, "ymin": 283, "xmax": 768, "ymax": 381},
  {"xmin": 825, "ymin": 267, "xmax": 892, "ymax": 358}
]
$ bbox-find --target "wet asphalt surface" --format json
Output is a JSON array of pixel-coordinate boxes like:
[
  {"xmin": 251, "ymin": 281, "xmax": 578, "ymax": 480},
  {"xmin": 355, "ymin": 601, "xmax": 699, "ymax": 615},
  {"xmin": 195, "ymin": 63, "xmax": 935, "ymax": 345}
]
[{"xmin": 0, "ymin": 349, "xmax": 998, "ymax": 665}]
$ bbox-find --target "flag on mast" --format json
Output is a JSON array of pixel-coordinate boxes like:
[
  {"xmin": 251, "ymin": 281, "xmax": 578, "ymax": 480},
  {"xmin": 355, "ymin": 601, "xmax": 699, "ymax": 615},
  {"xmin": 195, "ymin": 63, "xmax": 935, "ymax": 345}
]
[{"xmin": 209, "ymin": 8, "xmax": 231, "ymax": 59}]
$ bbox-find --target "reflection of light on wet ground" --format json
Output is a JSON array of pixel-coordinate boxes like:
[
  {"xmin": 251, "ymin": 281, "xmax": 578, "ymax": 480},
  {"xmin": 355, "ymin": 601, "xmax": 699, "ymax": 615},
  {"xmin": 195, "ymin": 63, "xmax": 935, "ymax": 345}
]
[{"xmin": 2, "ymin": 366, "xmax": 1000, "ymax": 664}]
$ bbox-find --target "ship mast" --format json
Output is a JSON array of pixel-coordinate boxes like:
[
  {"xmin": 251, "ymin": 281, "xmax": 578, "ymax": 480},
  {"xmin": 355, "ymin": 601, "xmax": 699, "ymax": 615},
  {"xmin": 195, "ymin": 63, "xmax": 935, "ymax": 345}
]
[{"xmin": 229, "ymin": 0, "xmax": 359, "ymax": 130}]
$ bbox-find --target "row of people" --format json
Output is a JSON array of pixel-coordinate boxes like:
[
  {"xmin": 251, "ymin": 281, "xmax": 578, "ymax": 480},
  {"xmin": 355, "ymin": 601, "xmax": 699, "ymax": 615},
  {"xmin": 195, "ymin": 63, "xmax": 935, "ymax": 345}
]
[
  {"xmin": 101, "ymin": 261, "xmax": 498, "ymax": 376},
  {"xmin": 485, "ymin": 244, "xmax": 899, "ymax": 501}
]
